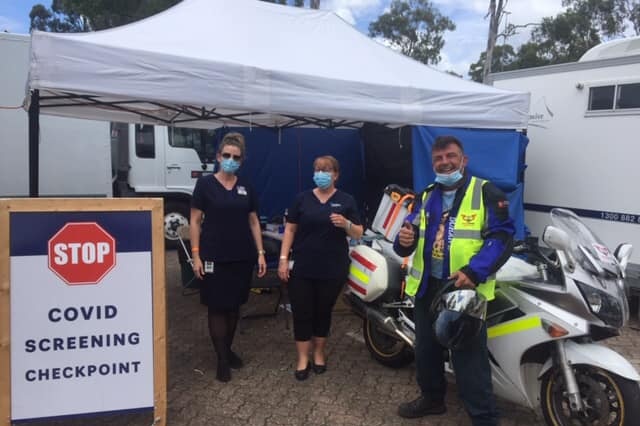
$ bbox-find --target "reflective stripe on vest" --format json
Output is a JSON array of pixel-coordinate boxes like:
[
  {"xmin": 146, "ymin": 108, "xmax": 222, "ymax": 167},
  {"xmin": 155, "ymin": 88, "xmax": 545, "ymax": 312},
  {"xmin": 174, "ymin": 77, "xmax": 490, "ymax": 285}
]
[{"xmin": 405, "ymin": 177, "xmax": 496, "ymax": 300}]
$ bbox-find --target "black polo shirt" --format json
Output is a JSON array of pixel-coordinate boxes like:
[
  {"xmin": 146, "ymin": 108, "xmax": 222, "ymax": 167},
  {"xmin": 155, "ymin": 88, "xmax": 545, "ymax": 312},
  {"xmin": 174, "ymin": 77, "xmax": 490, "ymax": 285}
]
[{"xmin": 287, "ymin": 189, "xmax": 361, "ymax": 279}]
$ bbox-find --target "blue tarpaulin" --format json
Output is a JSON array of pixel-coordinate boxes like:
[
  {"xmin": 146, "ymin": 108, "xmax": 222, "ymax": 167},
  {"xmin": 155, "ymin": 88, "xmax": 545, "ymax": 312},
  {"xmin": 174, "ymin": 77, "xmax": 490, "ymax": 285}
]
[
  {"xmin": 220, "ymin": 127, "xmax": 365, "ymax": 221},
  {"xmin": 215, "ymin": 125, "xmax": 528, "ymax": 240},
  {"xmin": 412, "ymin": 126, "xmax": 529, "ymax": 240}
]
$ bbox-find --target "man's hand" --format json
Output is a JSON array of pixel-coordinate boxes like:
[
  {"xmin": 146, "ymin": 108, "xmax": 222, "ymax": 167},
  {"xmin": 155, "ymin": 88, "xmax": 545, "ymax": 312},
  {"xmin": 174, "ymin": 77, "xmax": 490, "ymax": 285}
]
[
  {"xmin": 398, "ymin": 221, "xmax": 415, "ymax": 247},
  {"xmin": 450, "ymin": 270, "xmax": 476, "ymax": 289}
]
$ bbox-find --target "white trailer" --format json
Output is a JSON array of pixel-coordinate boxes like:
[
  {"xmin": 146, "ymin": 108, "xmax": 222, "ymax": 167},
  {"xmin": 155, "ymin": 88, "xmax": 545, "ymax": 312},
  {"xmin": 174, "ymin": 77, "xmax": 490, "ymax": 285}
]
[
  {"xmin": 1, "ymin": 33, "xmax": 214, "ymax": 229},
  {"xmin": 490, "ymin": 36, "xmax": 640, "ymax": 281},
  {"xmin": 0, "ymin": 33, "xmax": 112, "ymax": 198}
]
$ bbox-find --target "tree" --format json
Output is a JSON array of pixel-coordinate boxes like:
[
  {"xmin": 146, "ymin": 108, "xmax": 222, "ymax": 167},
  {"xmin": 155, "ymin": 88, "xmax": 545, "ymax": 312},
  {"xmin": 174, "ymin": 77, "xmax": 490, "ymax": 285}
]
[
  {"xmin": 470, "ymin": 0, "xmax": 640, "ymax": 77},
  {"xmin": 563, "ymin": 0, "xmax": 640, "ymax": 36},
  {"xmin": 528, "ymin": 9, "xmax": 601, "ymax": 64},
  {"xmin": 368, "ymin": 0, "xmax": 455, "ymax": 65},
  {"xmin": 481, "ymin": 0, "xmax": 507, "ymax": 83},
  {"xmin": 30, "ymin": 0, "xmax": 181, "ymax": 32},
  {"xmin": 469, "ymin": 44, "xmax": 517, "ymax": 82},
  {"xmin": 29, "ymin": 2, "xmax": 89, "ymax": 32}
]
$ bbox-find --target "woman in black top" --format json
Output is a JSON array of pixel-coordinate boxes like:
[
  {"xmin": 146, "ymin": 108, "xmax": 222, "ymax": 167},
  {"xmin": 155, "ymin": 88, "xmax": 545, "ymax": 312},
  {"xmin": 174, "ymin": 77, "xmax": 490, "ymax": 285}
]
[
  {"xmin": 190, "ymin": 132, "xmax": 267, "ymax": 382},
  {"xmin": 278, "ymin": 155, "xmax": 363, "ymax": 381}
]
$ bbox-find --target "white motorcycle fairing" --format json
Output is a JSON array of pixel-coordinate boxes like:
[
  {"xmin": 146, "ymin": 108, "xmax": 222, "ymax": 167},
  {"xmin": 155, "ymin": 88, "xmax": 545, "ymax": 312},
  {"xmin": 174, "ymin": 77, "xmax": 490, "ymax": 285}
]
[{"xmin": 538, "ymin": 340, "xmax": 640, "ymax": 381}]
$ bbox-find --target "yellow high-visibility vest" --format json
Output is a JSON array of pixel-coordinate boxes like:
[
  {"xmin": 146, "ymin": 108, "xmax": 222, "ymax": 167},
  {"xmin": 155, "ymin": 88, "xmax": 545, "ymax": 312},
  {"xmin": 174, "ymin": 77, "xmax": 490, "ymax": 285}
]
[{"xmin": 405, "ymin": 176, "xmax": 495, "ymax": 300}]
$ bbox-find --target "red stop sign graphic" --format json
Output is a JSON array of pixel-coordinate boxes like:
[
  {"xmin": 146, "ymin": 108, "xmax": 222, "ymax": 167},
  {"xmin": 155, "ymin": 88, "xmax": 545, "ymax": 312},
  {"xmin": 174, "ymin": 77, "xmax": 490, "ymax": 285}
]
[{"xmin": 48, "ymin": 222, "xmax": 116, "ymax": 285}]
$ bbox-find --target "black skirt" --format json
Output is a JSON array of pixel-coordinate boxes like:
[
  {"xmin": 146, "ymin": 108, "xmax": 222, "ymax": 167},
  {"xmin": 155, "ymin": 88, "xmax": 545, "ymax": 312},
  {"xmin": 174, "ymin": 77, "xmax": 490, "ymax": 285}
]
[{"xmin": 199, "ymin": 261, "xmax": 254, "ymax": 310}]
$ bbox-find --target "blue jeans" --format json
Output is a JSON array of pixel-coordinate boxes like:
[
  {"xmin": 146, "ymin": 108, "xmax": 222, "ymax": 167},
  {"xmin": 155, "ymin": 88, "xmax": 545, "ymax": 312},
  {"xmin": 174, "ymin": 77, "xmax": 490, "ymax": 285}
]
[{"xmin": 414, "ymin": 279, "xmax": 498, "ymax": 426}]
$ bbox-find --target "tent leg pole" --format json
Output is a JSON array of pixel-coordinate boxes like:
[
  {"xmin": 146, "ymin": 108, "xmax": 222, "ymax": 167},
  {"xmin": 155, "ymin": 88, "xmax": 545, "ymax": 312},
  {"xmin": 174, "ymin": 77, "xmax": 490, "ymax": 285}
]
[{"xmin": 28, "ymin": 89, "xmax": 40, "ymax": 197}]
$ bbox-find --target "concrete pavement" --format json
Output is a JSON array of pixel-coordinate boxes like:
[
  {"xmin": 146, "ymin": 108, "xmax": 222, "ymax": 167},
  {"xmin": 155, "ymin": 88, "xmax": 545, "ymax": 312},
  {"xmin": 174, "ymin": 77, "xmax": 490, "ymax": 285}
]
[{"xmin": 37, "ymin": 250, "xmax": 640, "ymax": 426}]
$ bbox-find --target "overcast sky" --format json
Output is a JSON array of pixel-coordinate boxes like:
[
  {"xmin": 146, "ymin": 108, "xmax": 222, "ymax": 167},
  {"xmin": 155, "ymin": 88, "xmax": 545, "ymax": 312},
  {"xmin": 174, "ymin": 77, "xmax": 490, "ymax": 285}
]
[{"xmin": 0, "ymin": 0, "xmax": 567, "ymax": 77}]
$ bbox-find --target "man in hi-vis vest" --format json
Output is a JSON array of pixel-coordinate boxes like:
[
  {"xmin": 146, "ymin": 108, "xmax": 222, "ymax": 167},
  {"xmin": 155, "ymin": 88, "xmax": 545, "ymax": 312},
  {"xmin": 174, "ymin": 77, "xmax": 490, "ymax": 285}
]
[{"xmin": 394, "ymin": 135, "xmax": 514, "ymax": 425}]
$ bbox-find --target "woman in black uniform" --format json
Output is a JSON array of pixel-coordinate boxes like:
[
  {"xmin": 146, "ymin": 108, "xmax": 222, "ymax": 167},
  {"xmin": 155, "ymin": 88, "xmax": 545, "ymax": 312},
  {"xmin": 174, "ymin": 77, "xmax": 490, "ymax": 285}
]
[
  {"xmin": 190, "ymin": 132, "xmax": 267, "ymax": 382},
  {"xmin": 277, "ymin": 155, "xmax": 363, "ymax": 381}
]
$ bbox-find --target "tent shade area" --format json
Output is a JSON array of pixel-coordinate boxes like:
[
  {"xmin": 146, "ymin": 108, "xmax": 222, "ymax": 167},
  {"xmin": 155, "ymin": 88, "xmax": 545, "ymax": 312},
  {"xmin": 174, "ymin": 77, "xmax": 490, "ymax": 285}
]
[{"xmin": 27, "ymin": 0, "xmax": 529, "ymax": 131}]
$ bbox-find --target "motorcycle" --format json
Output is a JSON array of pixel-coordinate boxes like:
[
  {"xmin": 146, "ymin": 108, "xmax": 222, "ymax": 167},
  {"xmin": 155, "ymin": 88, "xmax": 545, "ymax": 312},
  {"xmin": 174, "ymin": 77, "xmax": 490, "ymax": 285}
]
[{"xmin": 345, "ymin": 206, "xmax": 640, "ymax": 425}]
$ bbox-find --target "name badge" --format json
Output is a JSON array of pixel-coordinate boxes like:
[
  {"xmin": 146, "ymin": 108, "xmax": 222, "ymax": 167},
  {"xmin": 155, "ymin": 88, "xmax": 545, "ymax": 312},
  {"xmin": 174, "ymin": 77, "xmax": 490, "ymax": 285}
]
[
  {"xmin": 204, "ymin": 261, "xmax": 214, "ymax": 274},
  {"xmin": 237, "ymin": 186, "xmax": 247, "ymax": 196}
]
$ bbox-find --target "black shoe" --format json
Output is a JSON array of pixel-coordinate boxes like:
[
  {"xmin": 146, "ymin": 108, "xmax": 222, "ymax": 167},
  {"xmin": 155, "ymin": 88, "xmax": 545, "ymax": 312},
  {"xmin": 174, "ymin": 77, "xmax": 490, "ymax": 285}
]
[
  {"xmin": 312, "ymin": 361, "xmax": 327, "ymax": 374},
  {"xmin": 397, "ymin": 396, "xmax": 446, "ymax": 419},
  {"xmin": 294, "ymin": 362, "xmax": 311, "ymax": 381},
  {"xmin": 229, "ymin": 351, "xmax": 244, "ymax": 369},
  {"xmin": 216, "ymin": 362, "xmax": 231, "ymax": 382}
]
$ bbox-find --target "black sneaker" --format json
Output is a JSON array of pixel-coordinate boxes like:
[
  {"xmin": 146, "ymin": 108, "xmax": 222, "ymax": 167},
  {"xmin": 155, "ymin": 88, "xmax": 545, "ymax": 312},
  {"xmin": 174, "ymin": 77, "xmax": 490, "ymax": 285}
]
[{"xmin": 397, "ymin": 396, "xmax": 446, "ymax": 418}]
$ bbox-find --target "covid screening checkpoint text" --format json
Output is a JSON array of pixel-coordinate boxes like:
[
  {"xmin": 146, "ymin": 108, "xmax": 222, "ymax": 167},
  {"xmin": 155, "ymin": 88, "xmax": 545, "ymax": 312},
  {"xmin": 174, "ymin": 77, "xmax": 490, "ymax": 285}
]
[{"xmin": 23, "ymin": 304, "xmax": 143, "ymax": 382}]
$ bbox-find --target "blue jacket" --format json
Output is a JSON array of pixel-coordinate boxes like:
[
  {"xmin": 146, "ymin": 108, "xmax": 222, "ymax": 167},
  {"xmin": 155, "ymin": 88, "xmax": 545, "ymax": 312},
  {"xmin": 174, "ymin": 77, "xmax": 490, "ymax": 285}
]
[{"xmin": 394, "ymin": 174, "xmax": 514, "ymax": 298}]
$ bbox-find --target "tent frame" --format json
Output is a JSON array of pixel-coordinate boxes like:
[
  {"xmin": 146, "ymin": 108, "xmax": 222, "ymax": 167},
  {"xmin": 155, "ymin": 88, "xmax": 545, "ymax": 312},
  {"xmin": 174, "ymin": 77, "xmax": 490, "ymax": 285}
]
[{"xmin": 27, "ymin": 90, "xmax": 364, "ymax": 196}]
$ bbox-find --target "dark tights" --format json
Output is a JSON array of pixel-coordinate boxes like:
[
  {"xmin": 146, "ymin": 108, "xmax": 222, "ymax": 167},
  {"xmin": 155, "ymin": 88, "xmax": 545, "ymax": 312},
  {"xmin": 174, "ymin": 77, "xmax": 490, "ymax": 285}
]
[{"xmin": 207, "ymin": 307, "xmax": 239, "ymax": 365}]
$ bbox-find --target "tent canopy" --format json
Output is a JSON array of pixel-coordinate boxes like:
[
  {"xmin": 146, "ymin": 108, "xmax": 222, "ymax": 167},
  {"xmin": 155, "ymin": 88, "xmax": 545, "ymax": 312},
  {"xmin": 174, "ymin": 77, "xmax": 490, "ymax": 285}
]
[{"xmin": 27, "ymin": 0, "xmax": 529, "ymax": 129}]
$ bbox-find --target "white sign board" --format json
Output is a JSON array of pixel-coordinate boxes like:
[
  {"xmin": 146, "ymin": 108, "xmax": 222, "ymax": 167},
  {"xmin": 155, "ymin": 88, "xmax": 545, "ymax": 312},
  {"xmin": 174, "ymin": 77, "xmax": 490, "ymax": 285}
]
[{"xmin": 9, "ymin": 210, "xmax": 155, "ymax": 422}]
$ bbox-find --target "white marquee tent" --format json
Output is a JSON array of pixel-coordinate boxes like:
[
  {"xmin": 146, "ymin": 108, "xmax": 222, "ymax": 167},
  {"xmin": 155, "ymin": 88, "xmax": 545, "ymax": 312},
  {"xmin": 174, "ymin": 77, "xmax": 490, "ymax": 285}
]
[{"xmin": 27, "ymin": 0, "xmax": 529, "ymax": 130}]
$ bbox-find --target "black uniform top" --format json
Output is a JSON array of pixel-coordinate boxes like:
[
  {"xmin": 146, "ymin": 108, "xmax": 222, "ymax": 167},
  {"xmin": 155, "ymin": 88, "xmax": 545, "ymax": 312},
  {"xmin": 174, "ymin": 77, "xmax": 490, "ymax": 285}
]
[
  {"xmin": 287, "ymin": 189, "xmax": 361, "ymax": 279},
  {"xmin": 191, "ymin": 175, "xmax": 258, "ymax": 262}
]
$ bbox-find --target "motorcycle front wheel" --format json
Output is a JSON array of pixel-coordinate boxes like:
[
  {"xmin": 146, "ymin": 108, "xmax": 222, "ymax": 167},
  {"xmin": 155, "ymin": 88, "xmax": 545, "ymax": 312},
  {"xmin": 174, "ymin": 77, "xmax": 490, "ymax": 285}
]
[
  {"xmin": 363, "ymin": 317, "xmax": 414, "ymax": 368},
  {"xmin": 540, "ymin": 365, "xmax": 640, "ymax": 426}
]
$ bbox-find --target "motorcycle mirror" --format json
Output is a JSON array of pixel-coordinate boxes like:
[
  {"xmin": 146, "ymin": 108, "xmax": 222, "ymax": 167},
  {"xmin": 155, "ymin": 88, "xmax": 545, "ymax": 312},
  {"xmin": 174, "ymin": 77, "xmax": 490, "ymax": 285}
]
[
  {"xmin": 614, "ymin": 243, "xmax": 633, "ymax": 273},
  {"xmin": 541, "ymin": 226, "xmax": 570, "ymax": 252}
]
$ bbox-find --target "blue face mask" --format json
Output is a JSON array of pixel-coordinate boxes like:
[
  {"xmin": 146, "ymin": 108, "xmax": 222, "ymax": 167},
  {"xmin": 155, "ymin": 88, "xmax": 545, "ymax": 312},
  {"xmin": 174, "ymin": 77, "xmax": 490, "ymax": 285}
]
[
  {"xmin": 434, "ymin": 168, "xmax": 463, "ymax": 186},
  {"xmin": 313, "ymin": 171, "xmax": 332, "ymax": 189},
  {"xmin": 220, "ymin": 158, "xmax": 240, "ymax": 174}
]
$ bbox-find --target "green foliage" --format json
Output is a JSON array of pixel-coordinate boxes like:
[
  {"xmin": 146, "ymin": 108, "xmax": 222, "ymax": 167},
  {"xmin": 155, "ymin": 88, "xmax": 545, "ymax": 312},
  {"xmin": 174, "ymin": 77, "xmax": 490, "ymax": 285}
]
[
  {"xmin": 469, "ymin": 0, "xmax": 640, "ymax": 76},
  {"xmin": 368, "ymin": 0, "xmax": 455, "ymax": 65},
  {"xmin": 468, "ymin": 44, "xmax": 517, "ymax": 82},
  {"xmin": 563, "ymin": 0, "xmax": 637, "ymax": 36},
  {"xmin": 30, "ymin": 0, "xmax": 182, "ymax": 32},
  {"xmin": 522, "ymin": 11, "xmax": 599, "ymax": 67}
]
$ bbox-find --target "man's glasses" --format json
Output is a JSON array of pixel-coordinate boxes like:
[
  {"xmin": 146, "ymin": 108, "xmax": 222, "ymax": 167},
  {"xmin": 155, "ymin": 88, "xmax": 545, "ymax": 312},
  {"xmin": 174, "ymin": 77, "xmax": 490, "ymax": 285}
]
[{"xmin": 221, "ymin": 153, "xmax": 242, "ymax": 161}]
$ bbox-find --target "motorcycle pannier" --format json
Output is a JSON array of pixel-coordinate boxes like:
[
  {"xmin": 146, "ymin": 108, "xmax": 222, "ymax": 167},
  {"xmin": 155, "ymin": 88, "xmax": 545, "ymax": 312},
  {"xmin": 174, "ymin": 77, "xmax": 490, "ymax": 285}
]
[
  {"xmin": 371, "ymin": 185, "xmax": 415, "ymax": 242},
  {"xmin": 348, "ymin": 245, "xmax": 403, "ymax": 302}
]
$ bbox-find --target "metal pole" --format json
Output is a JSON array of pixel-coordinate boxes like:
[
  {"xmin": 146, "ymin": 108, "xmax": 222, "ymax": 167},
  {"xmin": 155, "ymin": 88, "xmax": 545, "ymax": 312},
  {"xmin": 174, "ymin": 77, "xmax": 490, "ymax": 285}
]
[{"xmin": 28, "ymin": 89, "xmax": 40, "ymax": 197}]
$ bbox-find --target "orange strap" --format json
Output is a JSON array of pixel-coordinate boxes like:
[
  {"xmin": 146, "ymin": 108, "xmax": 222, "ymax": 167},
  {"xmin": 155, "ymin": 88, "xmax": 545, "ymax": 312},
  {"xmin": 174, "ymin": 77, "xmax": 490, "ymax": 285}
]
[{"xmin": 384, "ymin": 193, "xmax": 415, "ymax": 239}]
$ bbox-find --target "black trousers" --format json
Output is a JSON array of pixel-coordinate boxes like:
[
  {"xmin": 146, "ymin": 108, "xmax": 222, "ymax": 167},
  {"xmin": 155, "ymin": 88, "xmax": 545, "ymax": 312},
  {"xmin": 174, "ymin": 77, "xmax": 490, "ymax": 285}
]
[
  {"xmin": 414, "ymin": 277, "xmax": 498, "ymax": 426},
  {"xmin": 287, "ymin": 275, "xmax": 344, "ymax": 341}
]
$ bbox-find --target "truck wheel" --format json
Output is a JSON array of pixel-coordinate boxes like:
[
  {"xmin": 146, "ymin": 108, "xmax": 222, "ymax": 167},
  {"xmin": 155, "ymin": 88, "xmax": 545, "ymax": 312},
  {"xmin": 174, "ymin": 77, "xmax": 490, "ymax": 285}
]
[
  {"xmin": 164, "ymin": 201, "xmax": 190, "ymax": 250},
  {"xmin": 540, "ymin": 365, "xmax": 640, "ymax": 426},
  {"xmin": 363, "ymin": 317, "xmax": 414, "ymax": 368}
]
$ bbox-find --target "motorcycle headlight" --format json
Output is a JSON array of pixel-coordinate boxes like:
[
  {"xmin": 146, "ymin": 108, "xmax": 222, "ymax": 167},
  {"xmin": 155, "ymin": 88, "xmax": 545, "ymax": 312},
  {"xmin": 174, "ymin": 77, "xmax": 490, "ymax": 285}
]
[
  {"xmin": 585, "ymin": 291, "xmax": 603, "ymax": 313},
  {"xmin": 575, "ymin": 281, "xmax": 622, "ymax": 328}
]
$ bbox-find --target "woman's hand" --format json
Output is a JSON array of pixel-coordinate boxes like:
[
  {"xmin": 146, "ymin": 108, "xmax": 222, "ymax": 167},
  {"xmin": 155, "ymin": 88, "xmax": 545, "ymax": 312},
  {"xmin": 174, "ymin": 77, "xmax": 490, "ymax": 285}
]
[
  {"xmin": 330, "ymin": 213, "xmax": 350, "ymax": 229},
  {"xmin": 257, "ymin": 254, "xmax": 267, "ymax": 278},
  {"xmin": 277, "ymin": 258, "xmax": 289, "ymax": 283},
  {"xmin": 192, "ymin": 257, "xmax": 204, "ymax": 280}
]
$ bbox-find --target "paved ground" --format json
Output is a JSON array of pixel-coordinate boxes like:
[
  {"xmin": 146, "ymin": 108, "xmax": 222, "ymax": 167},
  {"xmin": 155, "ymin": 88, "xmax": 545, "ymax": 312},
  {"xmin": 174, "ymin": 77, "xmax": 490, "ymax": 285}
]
[{"xmin": 35, "ymin": 250, "xmax": 640, "ymax": 426}]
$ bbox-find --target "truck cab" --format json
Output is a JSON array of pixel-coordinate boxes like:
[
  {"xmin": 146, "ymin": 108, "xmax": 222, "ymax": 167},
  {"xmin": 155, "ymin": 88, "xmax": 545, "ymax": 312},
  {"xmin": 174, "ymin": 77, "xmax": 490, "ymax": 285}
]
[{"xmin": 111, "ymin": 123, "xmax": 216, "ymax": 232}]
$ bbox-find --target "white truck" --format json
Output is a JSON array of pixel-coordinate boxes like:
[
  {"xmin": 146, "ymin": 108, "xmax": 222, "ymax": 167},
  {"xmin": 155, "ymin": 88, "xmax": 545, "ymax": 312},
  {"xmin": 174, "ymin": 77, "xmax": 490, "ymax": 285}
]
[
  {"xmin": 490, "ymin": 36, "xmax": 640, "ymax": 286},
  {"xmin": 1, "ymin": 33, "xmax": 214, "ymax": 230}
]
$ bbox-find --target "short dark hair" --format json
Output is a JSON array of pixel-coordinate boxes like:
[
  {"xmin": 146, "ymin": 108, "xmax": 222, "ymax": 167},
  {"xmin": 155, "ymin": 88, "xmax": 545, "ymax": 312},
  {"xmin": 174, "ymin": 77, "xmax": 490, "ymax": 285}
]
[{"xmin": 433, "ymin": 135, "xmax": 464, "ymax": 153}]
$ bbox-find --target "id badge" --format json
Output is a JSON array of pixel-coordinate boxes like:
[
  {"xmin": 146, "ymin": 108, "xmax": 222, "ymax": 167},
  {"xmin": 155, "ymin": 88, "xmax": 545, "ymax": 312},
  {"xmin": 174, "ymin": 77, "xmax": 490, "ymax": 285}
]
[
  {"xmin": 204, "ymin": 261, "xmax": 214, "ymax": 274},
  {"xmin": 237, "ymin": 186, "xmax": 247, "ymax": 196}
]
